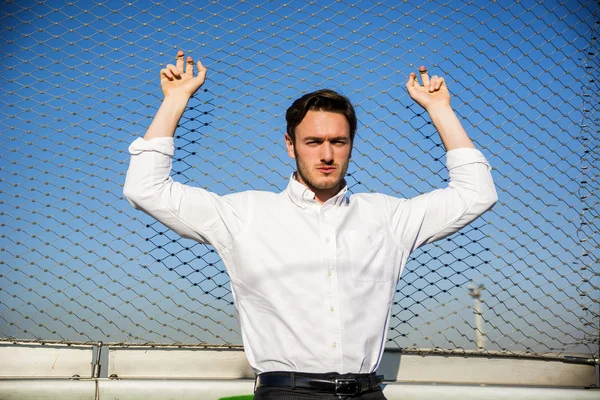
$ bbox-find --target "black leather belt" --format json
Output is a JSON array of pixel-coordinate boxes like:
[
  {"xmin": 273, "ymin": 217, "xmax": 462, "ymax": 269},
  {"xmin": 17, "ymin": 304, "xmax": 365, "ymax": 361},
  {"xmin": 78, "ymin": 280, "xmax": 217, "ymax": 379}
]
[{"xmin": 255, "ymin": 372, "xmax": 385, "ymax": 395}]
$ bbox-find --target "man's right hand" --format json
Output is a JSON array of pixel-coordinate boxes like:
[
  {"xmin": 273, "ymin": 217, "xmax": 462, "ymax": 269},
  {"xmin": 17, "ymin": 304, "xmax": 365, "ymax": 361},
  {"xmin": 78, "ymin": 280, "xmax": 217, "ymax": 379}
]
[
  {"xmin": 160, "ymin": 50, "xmax": 207, "ymax": 100},
  {"xmin": 142, "ymin": 51, "xmax": 207, "ymax": 140}
]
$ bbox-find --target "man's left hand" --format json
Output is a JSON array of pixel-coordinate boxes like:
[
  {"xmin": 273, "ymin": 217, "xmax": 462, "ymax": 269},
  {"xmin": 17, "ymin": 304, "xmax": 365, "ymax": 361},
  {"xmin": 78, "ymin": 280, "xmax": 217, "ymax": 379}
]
[{"xmin": 406, "ymin": 66, "xmax": 451, "ymax": 112}]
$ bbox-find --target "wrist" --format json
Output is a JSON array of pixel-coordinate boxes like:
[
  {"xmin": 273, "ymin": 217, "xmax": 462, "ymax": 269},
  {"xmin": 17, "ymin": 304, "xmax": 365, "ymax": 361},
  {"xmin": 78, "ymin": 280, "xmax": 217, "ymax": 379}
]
[
  {"xmin": 158, "ymin": 96, "xmax": 189, "ymax": 121},
  {"xmin": 162, "ymin": 95, "xmax": 190, "ymax": 109},
  {"xmin": 425, "ymin": 103, "xmax": 453, "ymax": 116}
]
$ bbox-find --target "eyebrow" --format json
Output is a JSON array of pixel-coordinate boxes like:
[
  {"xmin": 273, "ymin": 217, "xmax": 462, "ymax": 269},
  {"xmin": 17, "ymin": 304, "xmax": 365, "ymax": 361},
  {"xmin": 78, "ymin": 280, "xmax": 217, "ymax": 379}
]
[{"xmin": 304, "ymin": 136, "xmax": 349, "ymax": 142}]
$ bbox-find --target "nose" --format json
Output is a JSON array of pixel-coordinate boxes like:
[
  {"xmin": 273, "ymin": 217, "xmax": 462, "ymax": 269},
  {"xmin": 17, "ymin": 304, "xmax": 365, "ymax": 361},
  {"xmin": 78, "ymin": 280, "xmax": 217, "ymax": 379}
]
[{"xmin": 320, "ymin": 141, "xmax": 334, "ymax": 164}]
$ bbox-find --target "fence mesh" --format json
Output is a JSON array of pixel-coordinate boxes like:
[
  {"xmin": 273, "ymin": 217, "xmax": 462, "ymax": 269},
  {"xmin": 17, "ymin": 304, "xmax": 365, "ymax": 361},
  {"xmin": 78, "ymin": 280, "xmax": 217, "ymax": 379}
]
[{"xmin": 1, "ymin": 0, "xmax": 598, "ymax": 360}]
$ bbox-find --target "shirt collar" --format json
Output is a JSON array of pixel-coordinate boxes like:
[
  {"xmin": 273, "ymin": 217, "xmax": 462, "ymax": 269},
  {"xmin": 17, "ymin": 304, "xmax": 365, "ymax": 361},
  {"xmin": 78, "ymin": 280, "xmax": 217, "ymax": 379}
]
[{"xmin": 286, "ymin": 173, "xmax": 348, "ymax": 209}]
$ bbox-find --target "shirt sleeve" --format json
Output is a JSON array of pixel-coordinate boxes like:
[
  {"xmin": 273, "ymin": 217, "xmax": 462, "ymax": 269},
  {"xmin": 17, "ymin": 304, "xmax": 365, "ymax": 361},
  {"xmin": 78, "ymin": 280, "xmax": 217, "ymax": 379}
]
[
  {"xmin": 387, "ymin": 147, "xmax": 498, "ymax": 253},
  {"xmin": 123, "ymin": 137, "xmax": 243, "ymax": 251}
]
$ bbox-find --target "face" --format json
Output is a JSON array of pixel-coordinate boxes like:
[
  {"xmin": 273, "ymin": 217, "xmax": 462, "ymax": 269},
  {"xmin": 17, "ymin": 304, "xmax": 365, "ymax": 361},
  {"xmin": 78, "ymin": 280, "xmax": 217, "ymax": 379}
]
[{"xmin": 285, "ymin": 110, "xmax": 352, "ymax": 203}]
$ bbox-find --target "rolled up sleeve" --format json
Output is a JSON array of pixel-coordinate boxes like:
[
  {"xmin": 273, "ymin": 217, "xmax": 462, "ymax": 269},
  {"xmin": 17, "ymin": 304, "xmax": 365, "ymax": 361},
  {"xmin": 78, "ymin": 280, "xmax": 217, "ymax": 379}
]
[
  {"xmin": 123, "ymin": 137, "xmax": 242, "ymax": 250},
  {"xmin": 389, "ymin": 148, "xmax": 498, "ymax": 252}
]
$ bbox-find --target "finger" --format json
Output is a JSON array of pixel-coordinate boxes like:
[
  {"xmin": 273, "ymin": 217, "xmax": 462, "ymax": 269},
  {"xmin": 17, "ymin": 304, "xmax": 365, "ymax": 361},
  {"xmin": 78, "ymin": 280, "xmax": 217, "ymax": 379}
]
[
  {"xmin": 429, "ymin": 75, "xmax": 439, "ymax": 92},
  {"xmin": 406, "ymin": 72, "xmax": 418, "ymax": 91},
  {"xmin": 195, "ymin": 60, "xmax": 207, "ymax": 83},
  {"xmin": 176, "ymin": 50, "xmax": 185, "ymax": 74},
  {"xmin": 429, "ymin": 76, "xmax": 446, "ymax": 92},
  {"xmin": 160, "ymin": 67, "xmax": 175, "ymax": 80},
  {"xmin": 160, "ymin": 64, "xmax": 178, "ymax": 80},
  {"xmin": 406, "ymin": 72, "xmax": 423, "ymax": 99},
  {"xmin": 166, "ymin": 64, "xmax": 180, "ymax": 78},
  {"xmin": 419, "ymin": 65, "xmax": 430, "ymax": 87},
  {"xmin": 437, "ymin": 76, "xmax": 446, "ymax": 90},
  {"xmin": 406, "ymin": 72, "xmax": 417, "ymax": 85},
  {"xmin": 185, "ymin": 56, "xmax": 194, "ymax": 75}
]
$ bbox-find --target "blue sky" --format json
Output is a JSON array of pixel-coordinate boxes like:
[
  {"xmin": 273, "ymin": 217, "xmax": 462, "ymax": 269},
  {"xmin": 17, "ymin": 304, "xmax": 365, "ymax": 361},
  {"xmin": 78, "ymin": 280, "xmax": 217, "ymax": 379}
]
[{"xmin": 1, "ymin": 0, "xmax": 598, "ymax": 356}]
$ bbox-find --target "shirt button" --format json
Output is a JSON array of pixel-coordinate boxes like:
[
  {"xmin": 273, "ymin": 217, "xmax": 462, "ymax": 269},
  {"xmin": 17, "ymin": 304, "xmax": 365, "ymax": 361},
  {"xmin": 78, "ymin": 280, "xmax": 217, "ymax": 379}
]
[
  {"xmin": 332, "ymin": 342, "xmax": 337, "ymax": 348},
  {"xmin": 330, "ymin": 306, "xmax": 334, "ymax": 312},
  {"xmin": 327, "ymin": 271, "xmax": 332, "ymax": 277},
  {"xmin": 325, "ymin": 238, "xmax": 330, "ymax": 243}
]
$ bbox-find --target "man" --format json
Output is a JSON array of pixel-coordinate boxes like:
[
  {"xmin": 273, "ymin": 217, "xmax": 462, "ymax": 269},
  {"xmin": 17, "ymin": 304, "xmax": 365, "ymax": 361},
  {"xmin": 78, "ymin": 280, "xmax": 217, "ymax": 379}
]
[{"xmin": 124, "ymin": 50, "xmax": 497, "ymax": 399}]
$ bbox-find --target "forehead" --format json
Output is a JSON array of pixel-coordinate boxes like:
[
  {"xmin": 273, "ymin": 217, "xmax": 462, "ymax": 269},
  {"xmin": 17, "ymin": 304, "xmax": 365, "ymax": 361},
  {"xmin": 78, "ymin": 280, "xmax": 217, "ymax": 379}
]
[{"xmin": 295, "ymin": 110, "xmax": 350, "ymax": 139}]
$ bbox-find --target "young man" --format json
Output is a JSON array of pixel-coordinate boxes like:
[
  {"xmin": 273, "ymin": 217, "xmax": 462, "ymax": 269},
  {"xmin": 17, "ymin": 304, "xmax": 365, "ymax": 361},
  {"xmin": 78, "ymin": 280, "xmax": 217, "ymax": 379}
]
[{"xmin": 124, "ymin": 51, "xmax": 497, "ymax": 399}]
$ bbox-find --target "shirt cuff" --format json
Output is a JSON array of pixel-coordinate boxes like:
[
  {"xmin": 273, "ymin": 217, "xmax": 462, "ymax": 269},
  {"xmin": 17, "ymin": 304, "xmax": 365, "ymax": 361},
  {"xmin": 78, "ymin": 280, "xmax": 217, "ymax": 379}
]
[
  {"xmin": 446, "ymin": 148, "xmax": 491, "ymax": 170},
  {"xmin": 128, "ymin": 137, "xmax": 175, "ymax": 156}
]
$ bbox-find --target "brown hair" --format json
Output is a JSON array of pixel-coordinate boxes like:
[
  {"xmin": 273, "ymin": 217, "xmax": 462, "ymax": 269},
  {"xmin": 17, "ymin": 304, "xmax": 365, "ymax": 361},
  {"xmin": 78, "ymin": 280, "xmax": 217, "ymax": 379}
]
[{"xmin": 285, "ymin": 89, "xmax": 357, "ymax": 144}]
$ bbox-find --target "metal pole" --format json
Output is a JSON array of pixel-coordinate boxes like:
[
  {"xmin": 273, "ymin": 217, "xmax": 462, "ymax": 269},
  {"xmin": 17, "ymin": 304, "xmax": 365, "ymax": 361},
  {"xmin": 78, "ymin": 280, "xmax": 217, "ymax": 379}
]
[{"xmin": 468, "ymin": 284, "xmax": 485, "ymax": 351}]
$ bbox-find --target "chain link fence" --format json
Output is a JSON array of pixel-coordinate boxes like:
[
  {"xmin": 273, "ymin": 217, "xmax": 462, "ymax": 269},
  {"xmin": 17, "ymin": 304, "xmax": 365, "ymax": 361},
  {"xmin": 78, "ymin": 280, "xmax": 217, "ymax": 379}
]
[{"xmin": 1, "ymin": 0, "xmax": 598, "ymax": 360}]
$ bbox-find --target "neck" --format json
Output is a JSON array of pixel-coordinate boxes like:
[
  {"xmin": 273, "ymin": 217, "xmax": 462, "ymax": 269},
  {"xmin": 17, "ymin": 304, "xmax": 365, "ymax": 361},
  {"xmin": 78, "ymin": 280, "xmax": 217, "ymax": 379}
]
[
  {"xmin": 307, "ymin": 184, "xmax": 342, "ymax": 204},
  {"xmin": 294, "ymin": 172, "xmax": 342, "ymax": 204}
]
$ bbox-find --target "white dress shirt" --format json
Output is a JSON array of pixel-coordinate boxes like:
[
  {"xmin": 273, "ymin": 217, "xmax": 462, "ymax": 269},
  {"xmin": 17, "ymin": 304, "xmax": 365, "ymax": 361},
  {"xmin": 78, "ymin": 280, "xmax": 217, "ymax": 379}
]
[{"xmin": 124, "ymin": 137, "xmax": 497, "ymax": 374}]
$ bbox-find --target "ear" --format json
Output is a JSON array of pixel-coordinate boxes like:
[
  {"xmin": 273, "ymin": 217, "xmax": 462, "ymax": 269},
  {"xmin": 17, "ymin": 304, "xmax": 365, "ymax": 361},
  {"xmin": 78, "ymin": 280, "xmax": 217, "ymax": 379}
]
[{"xmin": 285, "ymin": 133, "xmax": 296, "ymax": 159}]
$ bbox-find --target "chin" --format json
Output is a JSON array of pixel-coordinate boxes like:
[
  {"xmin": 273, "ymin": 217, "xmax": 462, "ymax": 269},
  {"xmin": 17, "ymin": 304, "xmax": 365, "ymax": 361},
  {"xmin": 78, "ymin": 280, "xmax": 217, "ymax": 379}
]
[{"xmin": 315, "ymin": 178, "xmax": 342, "ymax": 190}]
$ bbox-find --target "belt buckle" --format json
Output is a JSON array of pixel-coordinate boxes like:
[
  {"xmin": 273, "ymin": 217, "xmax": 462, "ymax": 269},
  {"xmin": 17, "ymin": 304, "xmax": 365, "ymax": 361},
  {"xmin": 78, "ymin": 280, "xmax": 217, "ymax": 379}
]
[{"xmin": 335, "ymin": 378, "xmax": 359, "ymax": 395}]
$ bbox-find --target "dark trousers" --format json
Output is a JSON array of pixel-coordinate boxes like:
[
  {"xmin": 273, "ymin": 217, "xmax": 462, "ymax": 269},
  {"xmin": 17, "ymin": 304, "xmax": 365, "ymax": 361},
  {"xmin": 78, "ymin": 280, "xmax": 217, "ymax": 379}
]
[{"xmin": 253, "ymin": 386, "xmax": 388, "ymax": 400}]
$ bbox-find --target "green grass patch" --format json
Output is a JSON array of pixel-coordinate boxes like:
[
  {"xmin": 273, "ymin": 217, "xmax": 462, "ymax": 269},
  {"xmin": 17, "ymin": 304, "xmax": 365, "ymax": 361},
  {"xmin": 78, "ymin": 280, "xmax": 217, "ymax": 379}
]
[{"xmin": 218, "ymin": 396, "xmax": 253, "ymax": 400}]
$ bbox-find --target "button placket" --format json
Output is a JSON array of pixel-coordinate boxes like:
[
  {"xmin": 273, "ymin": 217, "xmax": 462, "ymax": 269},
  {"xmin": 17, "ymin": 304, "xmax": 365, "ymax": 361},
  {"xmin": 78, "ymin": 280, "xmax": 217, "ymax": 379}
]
[{"xmin": 319, "ymin": 206, "xmax": 342, "ymax": 371}]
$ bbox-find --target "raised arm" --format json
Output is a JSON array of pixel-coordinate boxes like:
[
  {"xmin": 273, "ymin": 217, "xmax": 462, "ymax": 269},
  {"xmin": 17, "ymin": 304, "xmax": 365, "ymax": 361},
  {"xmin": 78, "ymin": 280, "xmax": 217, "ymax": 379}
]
[
  {"xmin": 123, "ymin": 52, "xmax": 243, "ymax": 250},
  {"xmin": 391, "ymin": 66, "xmax": 497, "ymax": 252},
  {"xmin": 406, "ymin": 66, "xmax": 475, "ymax": 151},
  {"xmin": 144, "ymin": 50, "xmax": 207, "ymax": 140}
]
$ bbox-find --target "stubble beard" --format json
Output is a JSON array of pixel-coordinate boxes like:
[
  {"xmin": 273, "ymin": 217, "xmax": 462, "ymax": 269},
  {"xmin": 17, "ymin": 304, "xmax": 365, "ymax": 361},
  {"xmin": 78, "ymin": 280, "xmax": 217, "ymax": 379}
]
[{"xmin": 295, "ymin": 152, "xmax": 349, "ymax": 194}]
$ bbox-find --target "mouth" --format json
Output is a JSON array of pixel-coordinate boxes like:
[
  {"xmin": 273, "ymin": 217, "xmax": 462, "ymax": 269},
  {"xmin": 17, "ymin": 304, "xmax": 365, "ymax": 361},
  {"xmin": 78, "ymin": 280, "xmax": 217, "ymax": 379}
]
[{"xmin": 316, "ymin": 166, "xmax": 337, "ymax": 174}]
